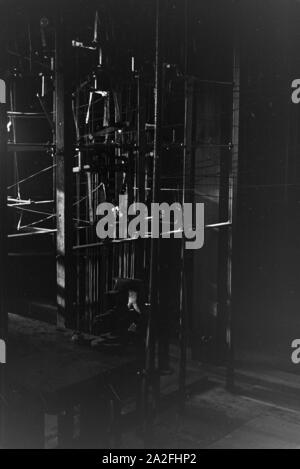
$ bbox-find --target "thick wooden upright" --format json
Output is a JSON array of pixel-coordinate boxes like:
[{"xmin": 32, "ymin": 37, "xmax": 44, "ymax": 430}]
[{"xmin": 55, "ymin": 9, "xmax": 75, "ymax": 329}]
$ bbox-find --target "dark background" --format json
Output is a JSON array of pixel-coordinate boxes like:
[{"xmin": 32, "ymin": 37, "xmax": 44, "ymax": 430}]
[{"xmin": 3, "ymin": 0, "xmax": 300, "ymax": 371}]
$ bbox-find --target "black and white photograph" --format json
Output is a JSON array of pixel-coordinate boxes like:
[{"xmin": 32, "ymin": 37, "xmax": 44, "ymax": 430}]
[{"xmin": 0, "ymin": 0, "xmax": 300, "ymax": 454}]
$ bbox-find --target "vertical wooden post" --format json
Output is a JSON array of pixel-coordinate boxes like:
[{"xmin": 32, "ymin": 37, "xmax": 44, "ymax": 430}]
[
  {"xmin": 178, "ymin": 0, "xmax": 194, "ymax": 412},
  {"xmin": 0, "ymin": 9, "xmax": 8, "ymax": 443},
  {"xmin": 226, "ymin": 29, "xmax": 240, "ymax": 390},
  {"xmin": 142, "ymin": 0, "xmax": 163, "ymax": 441},
  {"xmin": 217, "ymin": 109, "xmax": 231, "ymax": 363},
  {"xmin": 0, "ymin": 73, "xmax": 8, "ymax": 446},
  {"xmin": 55, "ymin": 9, "xmax": 75, "ymax": 329},
  {"xmin": 178, "ymin": 77, "xmax": 195, "ymax": 410}
]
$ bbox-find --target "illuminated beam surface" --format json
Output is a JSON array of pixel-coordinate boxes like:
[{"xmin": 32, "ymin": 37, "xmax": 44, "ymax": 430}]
[{"xmin": 55, "ymin": 8, "xmax": 75, "ymax": 329}]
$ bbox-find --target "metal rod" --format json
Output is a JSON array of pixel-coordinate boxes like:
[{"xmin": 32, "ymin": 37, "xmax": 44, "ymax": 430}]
[
  {"xmin": 8, "ymin": 229, "xmax": 56, "ymax": 238},
  {"xmin": 143, "ymin": 0, "xmax": 163, "ymax": 438},
  {"xmin": 36, "ymin": 94, "xmax": 55, "ymax": 130},
  {"xmin": 7, "ymin": 143, "xmax": 52, "ymax": 152},
  {"xmin": 226, "ymin": 12, "xmax": 241, "ymax": 390},
  {"xmin": 7, "ymin": 111, "xmax": 48, "ymax": 118},
  {"xmin": 178, "ymin": 0, "xmax": 190, "ymax": 413},
  {"xmin": 195, "ymin": 79, "xmax": 233, "ymax": 86},
  {"xmin": 73, "ymin": 237, "xmax": 143, "ymax": 251},
  {"xmin": 7, "ymin": 164, "xmax": 56, "ymax": 190},
  {"xmin": 206, "ymin": 221, "xmax": 231, "ymax": 229},
  {"xmin": 137, "ymin": 76, "xmax": 146, "ymax": 204}
]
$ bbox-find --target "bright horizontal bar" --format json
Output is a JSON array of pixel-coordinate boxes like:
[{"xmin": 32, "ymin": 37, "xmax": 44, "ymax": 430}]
[{"xmin": 8, "ymin": 229, "xmax": 56, "ymax": 238}]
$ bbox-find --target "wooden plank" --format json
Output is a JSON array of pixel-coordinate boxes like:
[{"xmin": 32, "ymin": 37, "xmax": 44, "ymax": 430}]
[{"xmin": 55, "ymin": 8, "xmax": 75, "ymax": 329}]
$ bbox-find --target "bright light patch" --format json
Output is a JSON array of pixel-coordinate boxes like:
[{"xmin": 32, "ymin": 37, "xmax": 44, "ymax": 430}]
[
  {"xmin": 0, "ymin": 79, "xmax": 5, "ymax": 104},
  {"xmin": 0, "ymin": 339, "xmax": 6, "ymax": 364}
]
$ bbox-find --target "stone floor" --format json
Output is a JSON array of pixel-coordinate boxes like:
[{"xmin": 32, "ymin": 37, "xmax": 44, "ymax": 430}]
[
  {"xmin": 123, "ymin": 379, "xmax": 300, "ymax": 449},
  {"xmin": 7, "ymin": 313, "xmax": 300, "ymax": 449}
]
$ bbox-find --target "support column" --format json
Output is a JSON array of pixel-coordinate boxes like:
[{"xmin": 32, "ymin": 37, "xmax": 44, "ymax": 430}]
[
  {"xmin": 178, "ymin": 77, "xmax": 195, "ymax": 410},
  {"xmin": 143, "ymin": 0, "xmax": 164, "ymax": 440},
  {"xmin": 226, "ymin": 27, "xmax": 241, "ymax": 390},
  {"xmin": 55, "ymin": 10, "xmax": 75, "ymax": 329},
  {"xmin": 0, "ymin": 74, "xmax": 8, "ymax": 446}
]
